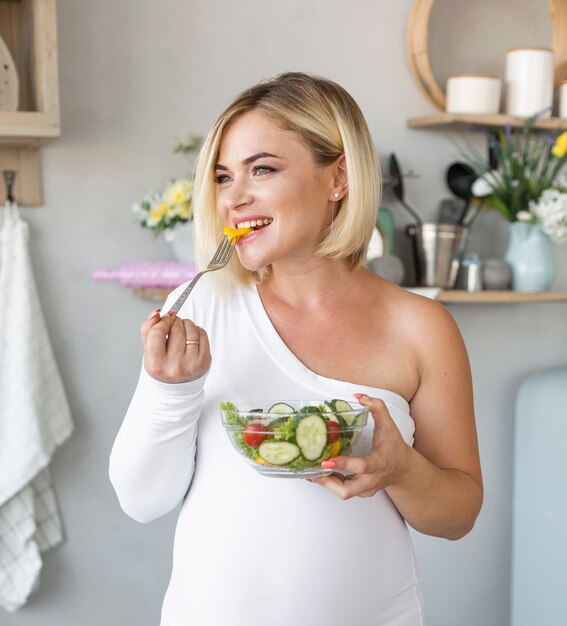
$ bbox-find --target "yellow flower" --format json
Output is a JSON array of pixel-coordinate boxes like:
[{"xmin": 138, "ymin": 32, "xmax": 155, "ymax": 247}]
[
  {"xmin": 164, "ymin": 179, "xmax": 193, "ymax": 205},
  {"xmin": 148, "ymin": 201, "xmax": 169, "ymax": 223},
  {"xmin": 552, "ymin": 132, "xmax": 567, "ymax": 158},
  {"xmin": 174, "ymin": 201, "xmax": 192, "ymax": 220}
]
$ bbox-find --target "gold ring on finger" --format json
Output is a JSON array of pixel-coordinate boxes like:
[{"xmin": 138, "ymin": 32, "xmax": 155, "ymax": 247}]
[{"xmin": 185, "ymin": 340, "xmax": 200, "ymax": 346}]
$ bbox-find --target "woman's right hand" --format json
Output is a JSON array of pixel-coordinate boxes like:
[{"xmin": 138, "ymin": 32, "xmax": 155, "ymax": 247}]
[{"xmin": 140, "ymin": 309, "xmax": 211, "ymax": 384}]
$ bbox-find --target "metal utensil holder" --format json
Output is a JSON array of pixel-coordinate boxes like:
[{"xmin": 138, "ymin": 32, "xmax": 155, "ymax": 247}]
[{"xmin": 407, "ymin": 223, "xmax": 470, "ymax": 288}]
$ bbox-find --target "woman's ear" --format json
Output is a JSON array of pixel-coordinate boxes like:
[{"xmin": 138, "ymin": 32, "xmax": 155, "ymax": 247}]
[{"xmin": 329, "ymin": 154, "xmax": 349, "ymax": 201}]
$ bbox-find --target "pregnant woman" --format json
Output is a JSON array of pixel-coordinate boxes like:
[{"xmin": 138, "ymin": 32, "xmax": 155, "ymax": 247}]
[{"xmin": 109, "ymin": 72, "xmax": 482, "ymax": 626}]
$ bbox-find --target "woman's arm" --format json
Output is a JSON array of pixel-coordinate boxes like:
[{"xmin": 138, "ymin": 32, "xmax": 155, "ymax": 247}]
[
  {"xmin": 315, "ymin": 301, "xmax": 483, "ymax": 540},
  {"xmin": 109, "ymin": 366, "xmax": 205, "ymax": 524},
  {"xmin": 109, "ymin": 309, "xmax": 212, "ymax": 523},
  {"xmin": 391, "ymin": 302, "xmax": 483, "ymax": 539}
]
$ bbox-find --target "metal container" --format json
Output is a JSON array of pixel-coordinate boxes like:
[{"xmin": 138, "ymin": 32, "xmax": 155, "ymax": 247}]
[
  {"xmin": 407, "ymin": 223, "xmax": 470, "ymax": 288},
  {"xmin": 457, "ymin": 253, "xmax": 484, "ymax": 292},
  {"xmin": 482, "ymin": 258, "xmax": 511, "ymax": 290}
]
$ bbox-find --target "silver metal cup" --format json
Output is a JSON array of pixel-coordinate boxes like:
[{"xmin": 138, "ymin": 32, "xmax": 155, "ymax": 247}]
[{"xmin": 407, "ymin": 223, "xmax": 470, "ymax": 288}]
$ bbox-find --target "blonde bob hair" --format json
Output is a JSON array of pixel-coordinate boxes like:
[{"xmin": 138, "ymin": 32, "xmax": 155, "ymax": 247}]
[{"xmin": 193, "ymin": 72, "xmax": 381, "ymax": 287}]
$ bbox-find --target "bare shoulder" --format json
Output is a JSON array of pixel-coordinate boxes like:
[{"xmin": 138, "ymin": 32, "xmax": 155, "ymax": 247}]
[
  {"xmin": 362, "ymin": 270, "xmax": 457, "ymax": 340},
  {"xmin": 396, "ymin": 286, "xmax": 467, "ymax": 376},
  {"xmin": 396, "ymin": 287, "xmax": 460, "ymax": 343},
  {"xmin": 360, "ymin": 271, "xmax": 469, "ymax": 399}
]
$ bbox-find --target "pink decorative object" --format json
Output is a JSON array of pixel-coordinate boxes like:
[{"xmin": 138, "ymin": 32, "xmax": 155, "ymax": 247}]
[{"xmin": 92, "ymin": 262, "xmax": 197, "ymax": 289}]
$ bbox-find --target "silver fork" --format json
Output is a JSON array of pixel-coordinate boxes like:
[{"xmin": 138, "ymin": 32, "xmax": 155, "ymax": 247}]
[{"xmin": 168, "ymin": 236, "xmax": 235, "ymax": 314}]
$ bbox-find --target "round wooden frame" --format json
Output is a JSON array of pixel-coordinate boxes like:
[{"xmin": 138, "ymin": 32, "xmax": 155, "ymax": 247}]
[{"xmin": 407, "ymin": 0, "xmax": 567, "ymax": 111}]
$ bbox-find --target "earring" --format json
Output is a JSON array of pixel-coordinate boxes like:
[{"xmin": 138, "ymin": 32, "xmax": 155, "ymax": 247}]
[{"xmin": 334, "ymin": 192, "xmax": 339, "ymax": 199}]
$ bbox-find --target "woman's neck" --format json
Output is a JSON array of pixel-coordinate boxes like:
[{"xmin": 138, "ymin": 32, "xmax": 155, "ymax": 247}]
[{"xmin": 259, "ymin": 258, "xmax": 362, "ymax": 310}]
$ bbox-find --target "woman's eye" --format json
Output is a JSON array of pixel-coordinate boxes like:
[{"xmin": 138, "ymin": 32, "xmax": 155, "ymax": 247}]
[
  {"xmin": 214, "ymin": 173, "xmax": 231, "ymax": 184},
  {"xmin": 252, "ymin": 165, "xmax": 274, "ymax": 176}
]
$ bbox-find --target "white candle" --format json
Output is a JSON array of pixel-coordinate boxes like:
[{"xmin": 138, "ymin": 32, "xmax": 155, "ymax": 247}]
[
  {"xmin": 505, "ymin": 48, "xmax": 554, "ymax": 118},
  {"xmin": 446, "ymin": 75, "xmax": 501, "ymax": 115},
  {"xmin": 559, "ymin": 81, "xmax": 567, "ymax": 118}
]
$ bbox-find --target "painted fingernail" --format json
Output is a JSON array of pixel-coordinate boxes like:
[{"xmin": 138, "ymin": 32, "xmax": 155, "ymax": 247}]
[
  {"xmin": 169, "ymin": 311, "xmax": 176, "ymax": 317},
  {"xmin": 148, "ymin": 308, "xmax": 161, "ymax": 319},
  {"xmin": 321, "ymin": 460, "xmax": 336, "ymax": 469},
  {"xmin": 304, "ymin": 478, "xmax": 313, "ymax": 483},
  {"xmin": 353, "ymin": 393, "xmax": 363, "ymax": 399}
]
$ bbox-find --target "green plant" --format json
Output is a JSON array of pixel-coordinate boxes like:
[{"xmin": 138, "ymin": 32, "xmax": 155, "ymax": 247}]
[{"xmin": 462, "ymin": 114, "xmax": 567, "ymax": 224}]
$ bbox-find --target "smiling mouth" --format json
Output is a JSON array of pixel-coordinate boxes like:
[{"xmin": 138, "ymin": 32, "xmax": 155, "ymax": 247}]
[{"xmin": 235, "ymin": 218, "xmax": 273, "ymax": 235}]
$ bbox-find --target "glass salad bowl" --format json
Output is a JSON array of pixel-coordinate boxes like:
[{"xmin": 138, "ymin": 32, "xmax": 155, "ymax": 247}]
[{"xmin": 220, "ymin": 399, "xmax": 369, "ymax": 478}]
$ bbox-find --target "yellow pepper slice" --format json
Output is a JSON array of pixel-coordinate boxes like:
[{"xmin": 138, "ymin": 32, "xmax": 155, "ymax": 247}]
[
  {"xmin": 224, "ymin": 225, "xmax": 254, "ymax": 242},
  {"xmin": 328, "ymin": 440, "xmax": 342, "ymax": 458},
  {"xmin": 255, "ymin": 455, "xmax": 269, "ymax": 465}
]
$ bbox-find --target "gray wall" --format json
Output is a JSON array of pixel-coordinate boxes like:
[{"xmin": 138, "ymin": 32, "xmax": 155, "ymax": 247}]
[{"xmin": 4, "ymin": 1, "xmax": 566, "ymax": 625}]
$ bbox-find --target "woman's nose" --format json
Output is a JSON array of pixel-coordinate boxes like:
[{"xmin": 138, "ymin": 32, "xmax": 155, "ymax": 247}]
[{"xmin": 224, "ymin": 176, "xmax": 253, "ymax": 211}]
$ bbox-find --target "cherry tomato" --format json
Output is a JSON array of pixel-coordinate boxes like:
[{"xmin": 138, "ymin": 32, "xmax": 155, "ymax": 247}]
[
  {"xmin": 243, "ymin": 423, "xmax": 267, "ymax": 448},
  {"xmin": 326, "ymin": 421, "xmax": 341, "ymax": 444}
]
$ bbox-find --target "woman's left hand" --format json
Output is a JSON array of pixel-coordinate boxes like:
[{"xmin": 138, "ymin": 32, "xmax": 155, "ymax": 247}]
[{"xmin": 312, "ymin": 394, "xmax": 412, "ymax": 499}]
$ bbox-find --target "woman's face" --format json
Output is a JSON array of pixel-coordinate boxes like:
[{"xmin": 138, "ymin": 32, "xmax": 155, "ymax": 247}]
[{"xmin": 215, "ymin": 110, "xmax": 337, "ymax": 272}]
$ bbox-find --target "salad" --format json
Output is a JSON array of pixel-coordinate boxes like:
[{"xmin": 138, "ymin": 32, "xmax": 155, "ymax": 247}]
[{"xmin": 220, "ymin": 400, "xmax": 366, "ymax": 471}]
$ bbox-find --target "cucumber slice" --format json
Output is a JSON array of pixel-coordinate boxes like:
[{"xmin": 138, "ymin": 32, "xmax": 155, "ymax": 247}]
[
  {"xmin": 268, "ymin": 402, "xmax": 295, "ymax": 414},
  {"xmin": 295, "ymin": 414, "xmax": 327, "ymax": 461},
  {"xmin": 324, "ymin": 402, "xmax": 340, "ymax": 423},
  {"xmin": 332, "ymin": 399, "xmax": 356, "ymax": 426},
  {"xmin": 324, "ymin": 407, "xmax": 348, "ymax": 428},
  {"xmin": 258, "ymin": 441, "xmax": 300, "ymax": 465}
]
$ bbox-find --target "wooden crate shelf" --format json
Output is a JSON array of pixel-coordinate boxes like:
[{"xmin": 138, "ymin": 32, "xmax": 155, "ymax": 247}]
[
  {"xmin": 0, "ymin": 0, "xmax": 60, "ymax": 206},
  {"xmin": 0, "ymin": 111, "xmax": 60, "ymax": 143}
]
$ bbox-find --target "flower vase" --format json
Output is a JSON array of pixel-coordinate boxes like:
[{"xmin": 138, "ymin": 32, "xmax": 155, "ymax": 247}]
[
  {"xmin": 168, "ymin": 222, "xmax": 195, "ymax": 263},
  {"xmin": 505, "ymin": 222, "xmax": 554, "ymax": 292}
]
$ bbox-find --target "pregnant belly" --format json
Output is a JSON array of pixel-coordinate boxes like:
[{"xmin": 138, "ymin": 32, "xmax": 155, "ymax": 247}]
[{"xmin": 162, "ymin": 440, "xmax": 421, "ymax": 626}]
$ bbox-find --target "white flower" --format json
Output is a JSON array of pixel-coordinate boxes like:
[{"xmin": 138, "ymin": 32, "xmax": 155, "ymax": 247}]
[
  {"xmin": 472, "ymin": 170, "xmax": 502, "ymax": 197},
  {"xmin": 516, "ymin": 210, "xmax": 533, "ymax": 222},
  {"xmin": 529, "ymin": 189, "xmax": 567, "ymax": 244}
]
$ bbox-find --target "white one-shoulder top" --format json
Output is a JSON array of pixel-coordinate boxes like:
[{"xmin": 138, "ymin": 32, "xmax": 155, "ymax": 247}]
[{"xmin": 109, "ymin": 278, "xmax": 424, "ymax": 626}]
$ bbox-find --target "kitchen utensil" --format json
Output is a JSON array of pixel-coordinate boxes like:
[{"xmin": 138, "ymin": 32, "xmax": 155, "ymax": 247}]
[
  {"xmin": 389, "ymin": 154, "xmax": 422, "ymax": 225},
  {"xmin": 461, "ymin": 199, "xmax": 484, "ymax": 229},
  {"xmin": 438, "ymin": 198, "xmax": 466, "ymax": 225},
  {"xmin": 445, "ymin": 162, "xmax": 477, "ymax": 224},
  {"xmin": 407, "ymin": 223, "xmax": 469, "ymax": 288},
  {"xmin": 457, "ymin": 253, "xmax": 484, "ymax": 292},
  {"xmin": 377, "ymin": 206, "xmax": 395, "ymax": 255},
  {"xmin": 168, "ymin": 235, "xmax": 236, "ymax": 314}
]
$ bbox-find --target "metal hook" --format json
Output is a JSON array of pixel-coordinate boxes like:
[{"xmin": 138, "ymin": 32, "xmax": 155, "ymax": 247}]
[{"xmin": 3, "ymin": 170, "xmax": 16, "ymax": 204}]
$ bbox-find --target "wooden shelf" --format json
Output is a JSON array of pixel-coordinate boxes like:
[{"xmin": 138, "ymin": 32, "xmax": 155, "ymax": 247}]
[
  {"xmin": 0, "ymin": 0, "xmax": 60, "ymax": 205},
  {"xmin": 436, "ymin": 290, "xmax": 567, "ymax": 303},
  {"xmin": 133, "ymin": 288, "xmax": 172, "ymax": 302},
  {"xmin": 132, "ymin": 287, "xmax": 567, "ymax": 305},
  {"xmin": 407, "ymin": 113, "xmax": 567, "ymax": 131},
  {"xmin": 0, "ymin": 111, "xmax": 60, "ymax": 146}
]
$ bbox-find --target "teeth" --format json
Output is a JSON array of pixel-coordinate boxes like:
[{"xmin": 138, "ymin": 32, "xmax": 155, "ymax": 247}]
[{"xmin": 236, "ymin": 218, "xmax": 273, "ymax": 229}]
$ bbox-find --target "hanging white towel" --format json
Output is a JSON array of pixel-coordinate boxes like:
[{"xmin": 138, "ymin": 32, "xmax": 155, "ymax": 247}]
[{"xmin": 0, "ymin": 203, "xmax": 73, "ymax": 611}]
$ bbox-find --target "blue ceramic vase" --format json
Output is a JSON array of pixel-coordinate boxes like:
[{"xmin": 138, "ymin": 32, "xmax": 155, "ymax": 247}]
[{"xmin": 505, "ymin": 222, "xmax": 554, "ymax": 292}]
